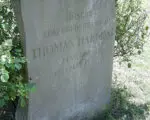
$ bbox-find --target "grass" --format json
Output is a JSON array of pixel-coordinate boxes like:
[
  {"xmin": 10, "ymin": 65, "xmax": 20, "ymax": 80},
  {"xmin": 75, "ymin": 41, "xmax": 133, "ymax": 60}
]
[
  {"xmin": 99, "ymin": 41, "xmax": 150, "ymax": 120},
  {"xmin": 90, "ymin": 88, "xmax": 149, "ymax": 120}
]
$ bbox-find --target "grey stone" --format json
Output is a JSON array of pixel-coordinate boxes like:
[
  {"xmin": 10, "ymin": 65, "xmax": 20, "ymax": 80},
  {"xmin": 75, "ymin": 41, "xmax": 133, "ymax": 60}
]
[{"xmin": 15, "ymin": 0, "xmax": 115, "ymax": 119}]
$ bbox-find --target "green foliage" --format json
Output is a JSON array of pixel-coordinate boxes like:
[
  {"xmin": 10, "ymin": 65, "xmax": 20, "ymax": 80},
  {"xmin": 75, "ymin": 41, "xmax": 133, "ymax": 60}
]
[
  {"xmin": 0, "ymin": 39, "xmax": 34, "ymax": 108},
  {"xmin": 0, "ymin": 1, "xmax": 21, "ymax": 53},
  {"xmin": 115, "ymin": 0, "xmax": 149, "ymax": 62},
  {"xmin": 0, "ymin": 1, "xmax": 34, "ymax": 108}
]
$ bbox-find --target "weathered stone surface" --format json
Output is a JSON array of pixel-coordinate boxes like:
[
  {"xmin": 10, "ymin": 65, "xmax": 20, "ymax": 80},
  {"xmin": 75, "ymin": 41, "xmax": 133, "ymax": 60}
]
[{"xmin": 16, "ymin": 0, "xmax": 115, "ymax": 119}]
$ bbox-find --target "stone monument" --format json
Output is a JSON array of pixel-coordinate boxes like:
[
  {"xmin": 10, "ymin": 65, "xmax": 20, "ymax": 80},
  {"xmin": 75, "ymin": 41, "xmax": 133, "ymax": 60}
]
[{"xmin": 14, "ymin": 0, "xmax": 115, "ymax": 119}]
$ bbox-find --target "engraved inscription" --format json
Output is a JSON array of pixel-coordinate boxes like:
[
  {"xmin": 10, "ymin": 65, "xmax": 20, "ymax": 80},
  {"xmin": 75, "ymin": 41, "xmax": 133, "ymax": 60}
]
[
  {"xmin": 31, "ymin": 1, "xmax": 115, "ymax": 79},
  {"xmin": 44, "ymin": 17, "xmax": 112, "ymax": 38},
  {"xmin": 32, "ymin": 29, "xmax": 114, "ymax": 60},
  {"xmin": 66, "ymin": 0, "xmax": 109, "ymax": 21},
  {"xmin": 54, "ymin": 51, "xmax": 91, "ymax": 76},
  {"xmin": 26, "ymin": 0, "xmax": 115, "ymax": 119}
]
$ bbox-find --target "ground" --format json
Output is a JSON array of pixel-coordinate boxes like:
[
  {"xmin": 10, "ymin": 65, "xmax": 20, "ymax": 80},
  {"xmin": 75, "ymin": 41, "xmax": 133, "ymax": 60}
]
[
  {"xmin": 112, "ymin": 39, "xmax": 150, "ymax": 120},
  {"xmin": 110, "ymin": 2, "xmax": 150, "ymax": 118}
]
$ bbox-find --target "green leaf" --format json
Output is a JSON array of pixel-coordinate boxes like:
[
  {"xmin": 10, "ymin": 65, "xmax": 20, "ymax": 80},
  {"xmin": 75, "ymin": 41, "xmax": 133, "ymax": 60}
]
[
  {"xmin": 145, "ymin": 26, "xmax": 149, "ymax": 31},
  {"xmin": 20, "ymin": 97, "xmax": 26, "ymax": 107},
  {"xmin": 0, "ymin": 73, "xmax": 9, "ymax": 82},
  {"xmin": 27, "ymin": 83, "xmax": 36, "ymax": 92},
  {"xmin": 4, "ymin": 96, "xmax": 9, "ymax": 101},
  {"xmin": 127, "ymin": 63, "xmax": 132, "ymax": 68},
  {"xmin": 15, "ymin": 63, "xmax": 22, "ymax": 70},
  {"xmin": 0, "ymin": 99, "xmax": 5, "ymax": 107},
  {"xmin": 13, "ymin": 26, "xmax": 19, "ymax": 34}
]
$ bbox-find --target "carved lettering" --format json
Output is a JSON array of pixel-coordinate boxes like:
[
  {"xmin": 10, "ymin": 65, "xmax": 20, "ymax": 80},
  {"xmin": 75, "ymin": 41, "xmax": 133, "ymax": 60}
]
[
  {"xmin": 32, "ymin": 28, "xmax": 114, "ymax": 60},
  {"xmin": 43, "ymin": 16, "xmax": 113, "ymax": 38}
]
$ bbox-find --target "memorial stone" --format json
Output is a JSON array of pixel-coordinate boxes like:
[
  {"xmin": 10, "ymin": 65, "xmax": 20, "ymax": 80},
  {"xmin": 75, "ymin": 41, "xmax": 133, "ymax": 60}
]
[{"xmin": 15, "ymin": 0, "xmax": 115, "ymax": 119}]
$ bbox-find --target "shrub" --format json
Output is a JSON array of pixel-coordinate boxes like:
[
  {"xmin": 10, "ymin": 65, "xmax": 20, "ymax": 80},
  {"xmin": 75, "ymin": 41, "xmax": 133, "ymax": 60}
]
[
  {"xmin": 0, "ymin": 0, "xmax": 34, "ymax": 114},
  {"xmin": 115, "ymin": 0, "xmax": 149, "ymax": 62},
  {"xmin": 0, "ymin": 40, "xmax": 33, "ymax": 107}
]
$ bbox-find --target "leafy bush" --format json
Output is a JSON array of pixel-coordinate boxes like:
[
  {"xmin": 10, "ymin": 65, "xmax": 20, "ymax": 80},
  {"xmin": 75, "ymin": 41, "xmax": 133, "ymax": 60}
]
[
  {"xmin": 0, "ymin": 0, "xmax": 21, "ymax": 53},
  {"xmin": 0, "ymin": 1, "xmax": 34, "ymax": 109},
  {"xmin": 115, "ymin": 0, "xmax": 149, "ymax": 62},
  {"xmin": 0, "ymin": 40, "xmax": 33, "ymax": 107}
]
